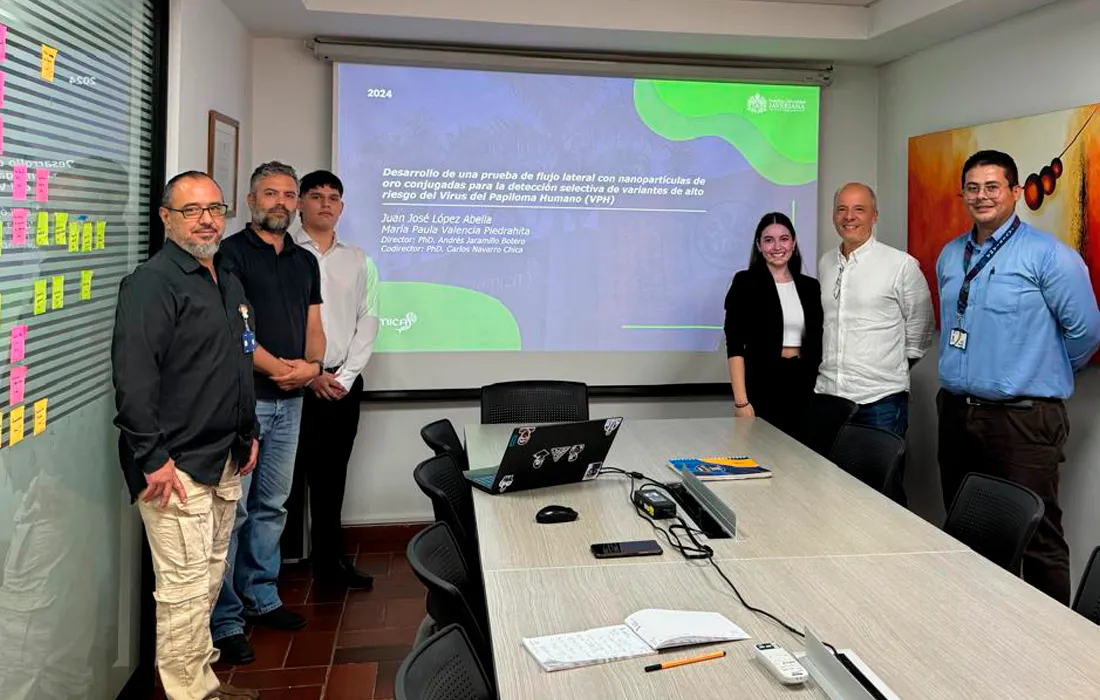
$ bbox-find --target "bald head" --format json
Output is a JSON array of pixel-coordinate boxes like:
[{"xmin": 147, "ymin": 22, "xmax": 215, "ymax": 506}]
[{"xmin": 832, "ymin": 182, "xmax": 878, "ymax": 255}]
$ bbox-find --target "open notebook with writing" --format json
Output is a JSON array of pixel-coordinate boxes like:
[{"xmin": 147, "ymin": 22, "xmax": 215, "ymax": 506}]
[{"xmin": 522, "ymin": 609, "xmax": 749, "ymax": 672}]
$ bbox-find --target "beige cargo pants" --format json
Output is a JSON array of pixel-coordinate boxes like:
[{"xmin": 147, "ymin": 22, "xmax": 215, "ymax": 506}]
[{"xmin": 137, "ymin": 457, "xmax": 240, "ymax": 700}]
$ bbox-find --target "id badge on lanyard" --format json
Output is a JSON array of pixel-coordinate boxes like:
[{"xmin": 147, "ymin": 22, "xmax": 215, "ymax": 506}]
[
  {"xmin": 951, "ymin": 217, "xmax": 1020, "ymax": 351},
  {"xmin": 240, "ymin": 304, "xmax": 256, "ymax": 354}
]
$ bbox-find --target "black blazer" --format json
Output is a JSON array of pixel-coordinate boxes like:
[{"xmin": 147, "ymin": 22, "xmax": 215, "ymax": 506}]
[{"xmin": 723, "ymin": 267, "xmax": 824, "ymax": 384}]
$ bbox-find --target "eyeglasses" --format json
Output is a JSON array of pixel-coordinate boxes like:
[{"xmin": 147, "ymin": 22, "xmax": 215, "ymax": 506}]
[
  {"xmin": 962, "ymin": 183, "xmax": 1008, "ymax": 200},
  {"xmin": 833, "ymin": 263, "xmax": 845, "ymax": 300},
  {"xmin": 166, "ymin": 203, "xmax": 229, "ymax": 219}
]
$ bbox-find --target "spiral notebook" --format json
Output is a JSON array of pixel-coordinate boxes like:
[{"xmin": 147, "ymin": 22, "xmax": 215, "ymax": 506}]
[
  {"xmin": 522, "ymin": 609, "xmax": 749, "ymax": 672},
  {"xmin": 667, "ymin": 456, "xmax": 773, "ymax": 481}
]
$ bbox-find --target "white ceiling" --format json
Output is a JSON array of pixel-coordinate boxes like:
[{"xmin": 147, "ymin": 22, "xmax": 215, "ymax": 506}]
[{"xmin": 223, "ymin": 0, "xmax": 1059, "ymax": 65}]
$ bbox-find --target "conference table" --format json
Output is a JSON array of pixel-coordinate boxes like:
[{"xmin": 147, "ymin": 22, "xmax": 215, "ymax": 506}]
[{"xmin": 464, "ymin": 417, "xmax": 1100, "ymax": 700}]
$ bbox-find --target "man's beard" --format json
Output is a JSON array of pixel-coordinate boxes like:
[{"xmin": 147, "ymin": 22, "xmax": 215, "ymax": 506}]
[
  {"xmin": 172, "ymin": 230, "xmax": 220, "ymax": 259},
  {"xmin": 255, "ymin": 208, "xmax": 294, "ymax": 233}
]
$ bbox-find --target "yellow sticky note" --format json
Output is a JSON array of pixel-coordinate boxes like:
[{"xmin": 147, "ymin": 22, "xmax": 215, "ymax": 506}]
[
  {"xmin": 36, "ymin": 211, "xmax": 49, "ymax": 246},
  {"xmin": 81, "ymin": 221, "xmax": 92, "ymax": 252},
  {"xmin": 33, "ymin": 279, "xmax": 47, "ymax": 315},
  {"xmin": 54, "ymin": 212, "xmax": 68, "ymax": 244},
  {"xmin": 51, "ymin": 275, "xmax": 64, "ymax": 310},
  {"xmin": 40, "ymin": 45, "xmax": 58, "ymax": 82},
  {"xmin": 68, "ymin": 221, "xmax": 80, "ymax": 252},
  {"xmin": 95, "ymin": 220, "xmax": 106, "ymax": 249},
  {"xmin": 33, "ymin": 398, "xmax": 47, "ymax": 436},
  {"xmin": 10, "ymin": 406, "xmax": 24, "ymax": 445},
  {"xmin": 80, "ymin": 270, "xmax": 93, "ymax": 300}
]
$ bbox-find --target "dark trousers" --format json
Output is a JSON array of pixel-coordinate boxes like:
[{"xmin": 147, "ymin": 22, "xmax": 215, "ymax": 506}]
[
  {"xmin": 937, "ymin": 389, "xmax": 1070, "ymax": 604},
  {"xmin": 851, "ymin": 392, "xmax": 909, "ymax": 505},
  {"xmin": 750, "ymin": 355, "xmax": 814, "ymax": 439},
  {"xmin": 289, "ymin": 374, "xmax": 364, "ymax": 565}
]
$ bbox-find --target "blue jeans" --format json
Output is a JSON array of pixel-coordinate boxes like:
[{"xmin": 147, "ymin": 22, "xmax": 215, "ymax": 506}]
[
  {"xmin": 851, "ymin": 392, "xmax": 909, "ymax": 437},
  {"xmin": 211, "ymin": 397, "xmax": 302, "ymax": 641},
  {"xmin": 851, "ymin": 392, "xmax": 909, "ymax": 505}
]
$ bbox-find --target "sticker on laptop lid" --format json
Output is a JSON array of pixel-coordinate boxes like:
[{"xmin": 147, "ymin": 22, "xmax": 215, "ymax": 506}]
[
  {"xmin": 513, "ymin": 426, "xmax": 536, "ymax": 446},
  {"xmin": 532, "ymin": 449, "xmax": 549, "ymax": 468},
  {"xmin": 551, "ymin": 446, "xmax": 571, "ymax": 462},
  {"xmin": 603, "ymin": 418, "xmax": 622, "ymax": 436},
  {"xmin": 568, "ymin": 444, "xmax": 585, "ymax": 462},
  {"xmin": 498, "ymin": 474, "xmax": 515, "ymax": 492},
  {"xmin": 583, "ymin": 462, "xmax": 603, "ymax": 480}
]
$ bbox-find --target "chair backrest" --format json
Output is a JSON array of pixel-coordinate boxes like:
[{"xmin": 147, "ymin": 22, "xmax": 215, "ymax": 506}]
[
  {"xmin": 829, "ymin": 423, "xmax": 906, "ymax": 500},
  {"xmin": 421, "ymin": 419, "xmax": 469, "ymax": 471},
  {"xmin": 1072, "ymin": 545, "xmax": 1100, "ymax": 625},
  {"xmin": 396, "ymin": 624, "xmax": 494, "ymax": 700},
  {"xmin": 944, "ymin": 473, "xmax": 1044, "ymax": 573},
  {"xmin": 794, "ymin": 393, "xmax": 858, "ymax": 457},
  {"xmin": 480, "ymin": 380, "xmax": 589, "ymax": 424},
  {"xmin": 406, "ymin": 522, "xmax": 492, "ymax": 672},
  {"xmin": 412, "ymin": 454, "xmax": 480, "ymax": 574}
]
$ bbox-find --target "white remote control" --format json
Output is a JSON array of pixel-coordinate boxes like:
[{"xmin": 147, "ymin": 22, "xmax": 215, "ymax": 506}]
[{"xmin": 754, "ymin": 642, "xmax": 808, "ymax": 685}]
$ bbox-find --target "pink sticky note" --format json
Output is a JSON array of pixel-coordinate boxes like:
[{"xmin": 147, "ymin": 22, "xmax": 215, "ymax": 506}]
[
  {"xmin": 12, "ymin": 208, "xmax": 28, "ymax": 245},
  {"xmin": 34, "ymin": 168, "xmax": 49, "ymax": 202},
  {"xmin": 10, "ymin": 365, "xmax": 26, "ymax": 405},
  {"xmin": 12, "ymin": 163, "xmax": 27, "ymax": 200},
  {"xmin": 9, "ymin": 326, "xmax": 26, "ymax": 363},
  {"xmin": 0, "ymin": 25, "xmax": 7, "ymax": 63}
]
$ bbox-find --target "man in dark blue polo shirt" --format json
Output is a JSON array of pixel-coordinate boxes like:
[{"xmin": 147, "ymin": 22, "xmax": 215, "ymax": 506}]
[{"xmin": 211, "ymin": 161, "xmax": 326, "ymax": 664}]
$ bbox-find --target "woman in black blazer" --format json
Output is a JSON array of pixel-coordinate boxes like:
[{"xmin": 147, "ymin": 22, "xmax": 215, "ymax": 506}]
[{"xmin": 723, "ymin": 212, "xmax": 823, "ymax": 436}]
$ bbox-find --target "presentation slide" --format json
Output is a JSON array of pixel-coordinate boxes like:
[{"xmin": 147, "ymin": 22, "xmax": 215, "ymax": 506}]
[{"xmin": 334, "ymin": 63, "xmax": 820, "ymax": 367}]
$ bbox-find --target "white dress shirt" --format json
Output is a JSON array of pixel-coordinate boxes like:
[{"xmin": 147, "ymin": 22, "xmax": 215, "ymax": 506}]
[
  {"xmin": 292, "ymin": 225, "xmax": 379, "ymax": 391},
  {"xmin": 816, "ymin": 236, "xmax": 934, "ymax": 405}
]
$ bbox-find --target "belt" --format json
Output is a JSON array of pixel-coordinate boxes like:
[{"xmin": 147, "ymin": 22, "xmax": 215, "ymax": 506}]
[
  {"xmin": 946, "ymin": 391, "xmax": 1058, "ymax": 409},
  {"xmin": 325, "ymin": 365, "xmax": 342, "ymax": 374}
]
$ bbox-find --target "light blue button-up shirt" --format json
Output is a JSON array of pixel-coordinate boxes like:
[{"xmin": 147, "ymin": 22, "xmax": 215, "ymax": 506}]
[{"xmin": 936, "ymin": 216, "xmax": 1100, "ymax": 400}]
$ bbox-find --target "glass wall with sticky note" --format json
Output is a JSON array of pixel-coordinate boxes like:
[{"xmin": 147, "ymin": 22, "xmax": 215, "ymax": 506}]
[{"xmin": 0, "ymin": 2, "xmax": 163, "ymax": 700}]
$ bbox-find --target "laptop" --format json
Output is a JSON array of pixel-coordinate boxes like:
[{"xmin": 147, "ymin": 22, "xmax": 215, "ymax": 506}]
[{"xmin": 464, "ymin": 417, "xmax": 624, "ymax": 494}]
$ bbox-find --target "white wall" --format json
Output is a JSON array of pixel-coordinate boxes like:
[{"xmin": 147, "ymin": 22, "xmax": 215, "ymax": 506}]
[
  {"xmin": 877, "ymin": 0, "xmax": 1100, "ymax": 582},
  {"xmin": 249, "ymin": 37, "xmax": 881, "ymax": 522},
  {"xmin": 167, "ymin": 0, "xmax": 253, "ymax": 232}
]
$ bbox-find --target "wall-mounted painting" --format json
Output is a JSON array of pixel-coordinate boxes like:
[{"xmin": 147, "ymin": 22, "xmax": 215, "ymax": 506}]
[{"xmin": 908, "ymin": 103, "xmax": 1100, "ymax": 321}]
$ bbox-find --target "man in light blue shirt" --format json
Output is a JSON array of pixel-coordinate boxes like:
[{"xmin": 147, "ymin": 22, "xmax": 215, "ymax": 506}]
[{"xmin": 936, "ymin": 149, "xmax": 1100, "ymax": 605}]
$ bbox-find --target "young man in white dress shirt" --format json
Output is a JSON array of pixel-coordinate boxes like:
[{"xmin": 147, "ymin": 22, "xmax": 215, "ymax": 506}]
[
  {"xmin": 290, "ymin": 170, "xmax": 380, "ymax": 587},
  {"xmin": 816, "ymin": 183, "xmax": 934, "ymax": 502}
]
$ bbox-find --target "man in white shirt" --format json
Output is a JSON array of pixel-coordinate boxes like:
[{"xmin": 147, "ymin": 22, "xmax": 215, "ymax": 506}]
[
  {"xmin": 290, "ymin": 170, "xmax": 380, "ymax": 588},
  {"xmin": 817, "ymin": 183, "xmax": 934, "ymax": 499}
]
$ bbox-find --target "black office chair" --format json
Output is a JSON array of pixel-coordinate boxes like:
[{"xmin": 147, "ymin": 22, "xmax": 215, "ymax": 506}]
[
  {"xmin": 406, "ymin": 522, "xmax": 493, "ymax": 677},
  {"xmin": 793, "ymin": 393, "xmax": 858, "ymax": 457},
  {"xmin": 421, "ymin": 418, "xmax": 469, "ymax": 471},
  {"xmin": 396, "ymin": 623, "xmax": 495, "ymax": 700},
  {"xmin": 828, "ymin": 424, "xmax": 907, "ymax": 504},
  {"xmin": 1072, "ymin": 545, "xmax": 1100, "ymax": 625},
  {"xmin": 480, "ymin": 380, "xmax": 589, "ymax": 424},
  {"xmin": 944, "ymin": 473, "xmax": 1044, "ymax": 574},
  {"xmin": 412, "ymin": 454, "xmax": 480, "ymax": 577}
]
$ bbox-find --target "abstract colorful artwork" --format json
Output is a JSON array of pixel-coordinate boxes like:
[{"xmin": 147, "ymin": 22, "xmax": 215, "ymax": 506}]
[{"xmin": 908, "ymin": 104, "xmax": 1100, "ymax": 319}]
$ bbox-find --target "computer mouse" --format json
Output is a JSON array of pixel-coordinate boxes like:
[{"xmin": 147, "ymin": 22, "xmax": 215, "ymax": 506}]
[{"xmin": 535, "ymin": 504, "xmax": 578, "ymax": 524}]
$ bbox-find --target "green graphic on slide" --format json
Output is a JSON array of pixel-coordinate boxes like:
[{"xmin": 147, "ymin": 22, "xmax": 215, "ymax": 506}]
[
  {"xmin": 376, "ymin": 282, "xmax": 522, "ymax": 352},
  {"xmin": 633, "ymin": 80, "xmax": 819, "ymax": 186}
]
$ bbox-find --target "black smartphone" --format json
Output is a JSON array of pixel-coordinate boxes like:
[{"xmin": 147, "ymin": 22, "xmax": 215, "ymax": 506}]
[{"xmin": 590, "ymin": 540, "xmax": 663, "ymax": 559}]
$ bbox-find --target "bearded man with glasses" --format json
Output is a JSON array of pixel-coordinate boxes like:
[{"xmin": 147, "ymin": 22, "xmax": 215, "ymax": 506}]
[
  {"xmin": 935, "ymin": 149, "xmax": 1100, "ymax": 605},
  {"xmin": 112, "ymin": 171, "xmax": 260, "ymax": 700}
]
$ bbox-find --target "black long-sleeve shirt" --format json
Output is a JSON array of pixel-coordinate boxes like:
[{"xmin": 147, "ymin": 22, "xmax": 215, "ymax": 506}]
[{"xmin": 111, "ymin": 240, "xmax": 257, "ymax": 500}]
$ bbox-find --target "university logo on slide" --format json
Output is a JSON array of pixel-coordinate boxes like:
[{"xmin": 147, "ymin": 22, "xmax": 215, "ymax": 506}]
[
  {"xmin": 381, "ymin": 311, "xmax": 418, "ymax": 334},
  {"xmin": 747, "ymin": 92, "xmax": 768, "ymax": 115}
]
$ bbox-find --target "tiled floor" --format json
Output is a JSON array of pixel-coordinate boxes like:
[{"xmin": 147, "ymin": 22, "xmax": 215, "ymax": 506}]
[{"xmin": 154, "ymin": 541, "xmax": 427, "ymax": 700}]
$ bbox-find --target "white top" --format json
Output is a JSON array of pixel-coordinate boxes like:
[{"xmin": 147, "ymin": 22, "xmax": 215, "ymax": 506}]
[
  {"xmin": 816, "ymin": 236, "xmax": 934, "ymax": 404},
  {"xmin": 292, "ymin": 225, "xmax": 380, "ymax": 391},
  {"xmin": 776, "ymin": 281, "xmax": 804, "ymax": 347}
]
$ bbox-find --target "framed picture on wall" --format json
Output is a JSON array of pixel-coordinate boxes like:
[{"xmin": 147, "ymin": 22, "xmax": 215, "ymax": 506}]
[{"xmin": 207, "ymin": 110, "xmax": 240, "ymax": 217}]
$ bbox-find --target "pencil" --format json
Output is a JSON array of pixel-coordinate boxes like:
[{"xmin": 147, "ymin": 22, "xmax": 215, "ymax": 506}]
[{"xmin": 644, "ymin": 649, "xmax": 726, "ymax": 672}]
